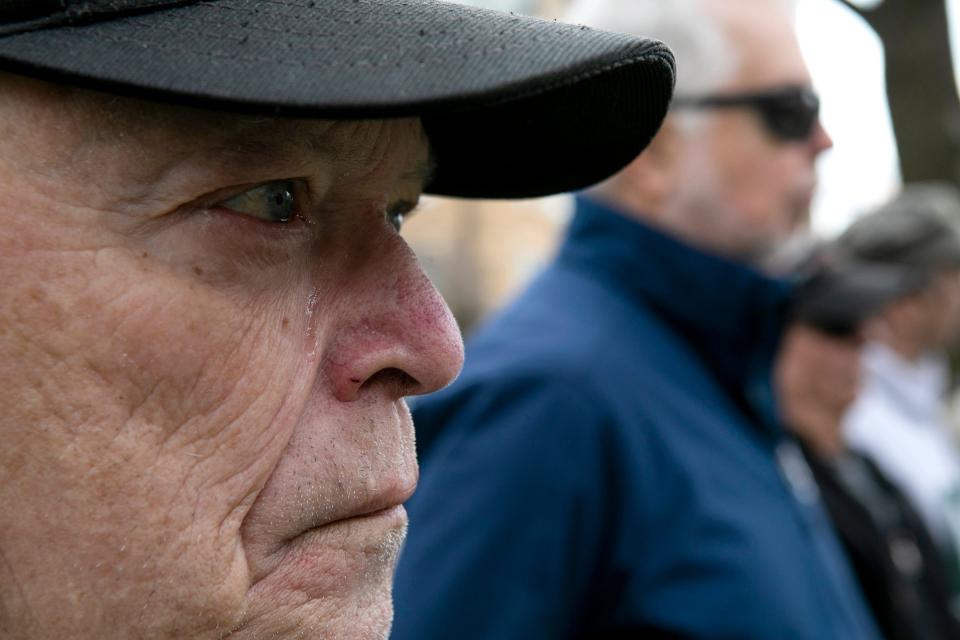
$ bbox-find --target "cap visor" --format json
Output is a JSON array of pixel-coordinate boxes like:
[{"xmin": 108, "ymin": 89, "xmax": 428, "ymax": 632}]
[
  {"xmin": 795, "ymin": 265, "xmax": 928, "ymax": 335},
  {"xmin": 0, "ymin": 0, "xmax": 674, "ymax": 198}
]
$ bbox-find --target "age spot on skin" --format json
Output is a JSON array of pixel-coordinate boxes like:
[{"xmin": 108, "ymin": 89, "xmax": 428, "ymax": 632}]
[{"xmin": 192, "ymin": 265, "xmax": 204, "ymax": 276}]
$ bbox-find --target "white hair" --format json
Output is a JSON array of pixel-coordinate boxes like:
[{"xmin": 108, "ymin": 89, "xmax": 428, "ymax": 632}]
[{"xmin": 564, "ymin": 0, "xmax": 797, "ymax": 98}]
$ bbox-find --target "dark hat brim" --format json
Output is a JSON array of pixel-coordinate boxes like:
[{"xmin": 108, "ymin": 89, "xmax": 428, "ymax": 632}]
[
  {"xmin": 0, "ymin": 0, "xmax": 675, "ymax": 199},
  {"xmin": 793, "ymin": 261, "xmax": 929, "ymax": 335}
]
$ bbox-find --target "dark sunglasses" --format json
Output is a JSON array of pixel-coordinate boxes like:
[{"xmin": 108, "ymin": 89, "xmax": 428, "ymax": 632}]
[{"xmin": 671, "ymin": 85, "xmax": 820, "ymax": 142}]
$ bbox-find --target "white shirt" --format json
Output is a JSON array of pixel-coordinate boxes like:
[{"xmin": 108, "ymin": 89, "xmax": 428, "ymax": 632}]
[{"xmin": 844, "ymin": 342, "xmax": 960, "ymax": 554}]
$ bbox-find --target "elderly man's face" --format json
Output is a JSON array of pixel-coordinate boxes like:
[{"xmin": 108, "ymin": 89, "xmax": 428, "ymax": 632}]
[
  {"xmin": 0, "ymin": 75, "xmax": 463, "ymax": 639},
  {"xmin": 667, "ymin": 0, "xmax": 832, "ymax": 263}
]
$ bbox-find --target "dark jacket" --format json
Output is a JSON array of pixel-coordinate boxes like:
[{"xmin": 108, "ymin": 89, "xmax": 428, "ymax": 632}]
[
  {"xmin": 803, "ymin": 445, "xmax": 960, "ymax": 640},
  {"xmin": 393, "ymin": 196, "xmax": 881, "ymax": 639}
]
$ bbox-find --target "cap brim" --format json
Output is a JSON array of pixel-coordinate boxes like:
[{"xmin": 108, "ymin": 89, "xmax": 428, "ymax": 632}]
[
  {"xmin": 795, "ymin": 264, "xmax": 928, "ymax": 335},
  {"xmin": 0, "ymin": 0, "xmax": 674, "ymax": 199}
]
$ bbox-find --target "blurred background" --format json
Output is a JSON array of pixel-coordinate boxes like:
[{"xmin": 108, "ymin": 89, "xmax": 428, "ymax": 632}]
[{"xmin": 406, "ymin": 0, "xmax": 959, "ymax": 334}]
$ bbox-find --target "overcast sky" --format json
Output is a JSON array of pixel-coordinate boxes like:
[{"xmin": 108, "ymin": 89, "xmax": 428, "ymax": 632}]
[
  {"xmin": 799, "ymin": 0, "xmax": 960, "ymax": 236},
  {"xmin": 797, "ymin": 0, "xmax": 900, "ymax": 236}
]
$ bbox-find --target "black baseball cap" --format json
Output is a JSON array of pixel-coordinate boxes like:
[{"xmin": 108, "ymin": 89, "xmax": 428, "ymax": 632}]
[{"xmin": 0, "ymin": 0, "xmax": 675, "ymax": 199}]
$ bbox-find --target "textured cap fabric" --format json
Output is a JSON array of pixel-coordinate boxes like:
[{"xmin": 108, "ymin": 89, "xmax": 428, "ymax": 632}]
[
  {"xmin": 837, "ymin": 183, "xmax": 960, "ymax": 272},
  {"xmin": 0, "ymin": 0, "xmax": 675, "ymax": 198}
]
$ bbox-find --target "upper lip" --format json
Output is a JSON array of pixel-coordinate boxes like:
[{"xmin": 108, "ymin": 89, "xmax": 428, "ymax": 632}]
[{"xmin": 290, "ymin": 410, "xmax": 418, "ymax": 538}]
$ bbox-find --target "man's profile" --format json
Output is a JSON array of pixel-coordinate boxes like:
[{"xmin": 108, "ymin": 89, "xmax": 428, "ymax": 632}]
[{"xmin": 0, "ymin": 1, "xmax": 674, "ymax": 638}]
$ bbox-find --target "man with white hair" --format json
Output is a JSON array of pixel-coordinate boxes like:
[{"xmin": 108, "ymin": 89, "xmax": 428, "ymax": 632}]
[{"xmin": 393, "ymin": 0, "xmax": 880, "ymax": 637}]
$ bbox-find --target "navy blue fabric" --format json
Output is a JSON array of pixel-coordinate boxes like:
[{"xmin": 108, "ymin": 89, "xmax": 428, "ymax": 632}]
[{"xmin": 393, "ymin": 197, "xmax": 881, "ymax": 639}]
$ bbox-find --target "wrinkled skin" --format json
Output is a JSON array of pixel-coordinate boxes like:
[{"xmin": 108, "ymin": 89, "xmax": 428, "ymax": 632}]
[{"xmin": 0, "ymin": 74, "xmax": 463, "ymax": 639}]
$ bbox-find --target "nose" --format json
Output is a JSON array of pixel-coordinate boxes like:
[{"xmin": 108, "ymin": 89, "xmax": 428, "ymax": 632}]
[
  {"xmin": 320, "ymin": 231, "xmax": 464, "ymax": 404},
  {"xmin": 808, "ymin": 118, "xmax": 833, "ymax": 156}
]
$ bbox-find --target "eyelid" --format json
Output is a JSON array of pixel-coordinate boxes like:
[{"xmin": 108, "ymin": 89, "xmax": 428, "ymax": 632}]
[{"xmin": 388, "ymin": 199, "xmax": 419, "ymax": 217}]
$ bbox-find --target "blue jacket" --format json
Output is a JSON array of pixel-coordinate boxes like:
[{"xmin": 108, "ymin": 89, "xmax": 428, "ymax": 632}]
[{"xmin": 393, "ymin": 197, "xmax": 881, "ymax": 639}]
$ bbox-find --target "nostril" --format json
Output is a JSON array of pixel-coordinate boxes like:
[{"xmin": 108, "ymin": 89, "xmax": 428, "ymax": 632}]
[{"xmin": 361, "ymin": 367, "xmax": 420, "ymax": 398}]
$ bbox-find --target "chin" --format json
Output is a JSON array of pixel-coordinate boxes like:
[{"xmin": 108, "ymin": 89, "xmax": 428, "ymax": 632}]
[
  {"xmin": 230, "ymin": 582, "xmax": 396, "ymax": 640},
  {"xmin": 231, "ymin": 520, "xmax": 407, "ymax": 639}
]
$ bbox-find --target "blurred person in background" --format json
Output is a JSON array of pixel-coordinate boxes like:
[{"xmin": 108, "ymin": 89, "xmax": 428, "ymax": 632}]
[
  {"xmin": 783, "ymin": 186, "xmax": 960, "ymax": 640},
  {"xmin": 393, "ymin": 0, "xmax": 882, "ymax": 638},
  {"xmin": 839, "ymin": 184, "xmax": 960, "ymax": 598}
]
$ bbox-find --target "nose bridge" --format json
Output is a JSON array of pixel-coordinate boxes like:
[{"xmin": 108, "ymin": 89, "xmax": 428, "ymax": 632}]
[{"xmin": 320, "ymin": 232, "xmax": 464, "ymax": 403}]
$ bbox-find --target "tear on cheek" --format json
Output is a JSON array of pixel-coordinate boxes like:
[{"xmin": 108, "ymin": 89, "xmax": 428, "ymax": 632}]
[{"xmin": 305, "ymin": 288, "xmax": 322, "ymax": 357}]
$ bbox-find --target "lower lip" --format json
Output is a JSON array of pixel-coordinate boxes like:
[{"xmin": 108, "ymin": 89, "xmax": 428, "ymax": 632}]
[
  {"xmin": 342, "ymin": 504, "xmax": 407, "ymax": 525},
  {"xmin": 305, "ymin": 503, "xmax": 409, "ymax": 539}
]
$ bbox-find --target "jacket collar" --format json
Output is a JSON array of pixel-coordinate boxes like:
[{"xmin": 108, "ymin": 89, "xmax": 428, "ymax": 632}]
[{"xmin": 558, "ymin": 195, "xmax": 793, "ymax": 432}]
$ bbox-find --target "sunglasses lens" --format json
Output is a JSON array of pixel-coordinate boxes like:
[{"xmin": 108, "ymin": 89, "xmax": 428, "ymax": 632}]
[
  {"xmin": 671, "ymin": 86, "xmax": 821, "ymax": 142},
  {"xmin": 760, "ymin": 90, "xmax": 819, "ymax": 141}
]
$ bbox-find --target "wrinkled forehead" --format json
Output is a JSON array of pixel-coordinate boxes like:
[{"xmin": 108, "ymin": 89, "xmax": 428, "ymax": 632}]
[{"xmin": 0, "ymin": 72, "xmax": 431, "ymax": 183}]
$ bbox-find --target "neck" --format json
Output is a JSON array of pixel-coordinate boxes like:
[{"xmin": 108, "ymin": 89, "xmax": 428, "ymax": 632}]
[{"xmin": 584, "ymin": 186, "xmax": 733, "ymax": 263}]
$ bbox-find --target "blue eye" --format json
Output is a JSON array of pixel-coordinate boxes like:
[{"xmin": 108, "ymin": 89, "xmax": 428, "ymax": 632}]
[
  {"xmin": 386, "ymin": 209, "xmax": 404, "ymax": 232},
  {"xmin": 219, "ymin": 180, "xmax": 298, "ymax": 223}
]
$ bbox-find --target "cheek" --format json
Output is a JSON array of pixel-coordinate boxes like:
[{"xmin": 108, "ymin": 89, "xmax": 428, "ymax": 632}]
[
  {"xmin": 719, "ymin": 148, "xmax": 780, "ymax": 216},
  {"xmin": 704, "ymin": 121, "xmax": 804, "ymax": 225},
  {"xmin": 0, "ymin": 243, "xmax": 303, "ymax": 452},
  {"xmin": 0, "ymin": 244, "xmax": 315, "ymax": 636}
]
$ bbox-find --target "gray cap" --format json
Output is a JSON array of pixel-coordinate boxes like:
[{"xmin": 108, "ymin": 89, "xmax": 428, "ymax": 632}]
[{"xmin": 837, "ymin": 182, "xmax": 960, "ymax": 272}]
